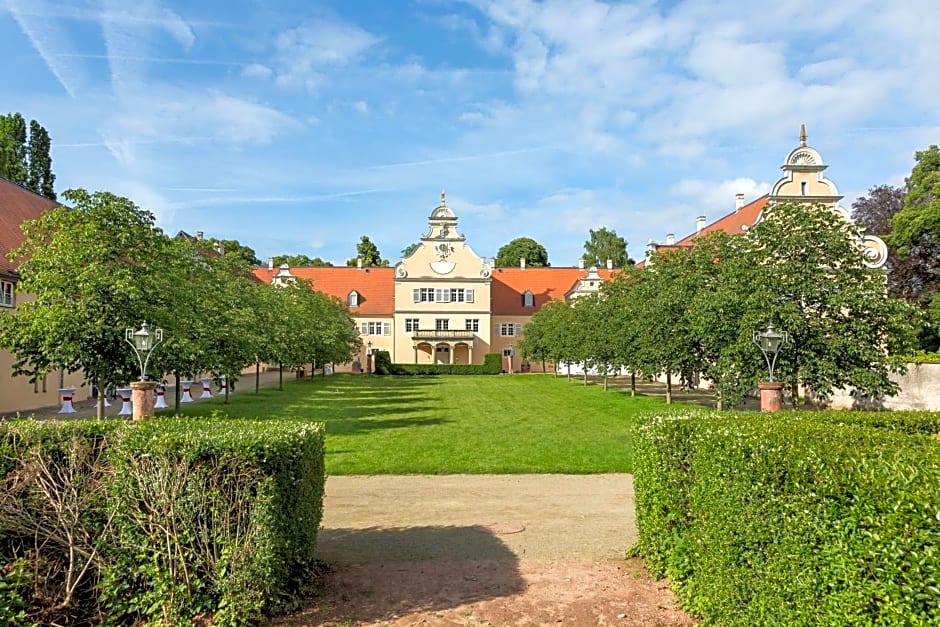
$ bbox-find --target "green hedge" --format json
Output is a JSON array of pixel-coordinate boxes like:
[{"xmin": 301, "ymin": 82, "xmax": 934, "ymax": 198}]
[
  {"xmin": 373, "ymin": 351, "xmax": 502, "ymax": 375},
  {"xmin": 0, "ymin": 416, "xmax": 325, "ymax": 626},
  {"xmin": 632, "ymin": 410, "xmax": 940, "ymax": 626}
]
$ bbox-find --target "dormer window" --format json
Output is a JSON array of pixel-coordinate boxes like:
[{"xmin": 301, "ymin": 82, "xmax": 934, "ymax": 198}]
[
  {"xmin": 0, "ymin": 279, "xmax": 14, "ymax": 308},
  {"xmin": 522, "ymin": 290, "xmax": 535, "ymax": 307},
  {"xmin": 347, "ymin": 290, "xmax": 360, "ymax": 307},
  {"xmin": 801, "ymin": 181, "xmax": 807, "ymax": 196}
]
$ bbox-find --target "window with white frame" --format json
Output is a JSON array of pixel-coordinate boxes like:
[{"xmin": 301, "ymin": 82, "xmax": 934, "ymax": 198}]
[
  {"xmin": 465, "ymin": 318, "xmax": 479, "ymax": 332},
  {"xmin": 360, "ymin": 321, "xmax": 391, "ymax": 335},
  {"xmin": 347, "ymin": 290, "xmax": 360, "ymax": 307},
  {"xmin": 522, "ymin": 290, "xmax": 535, "ymax": 307},
  {"xmin": 502, "ymin": 347, "xmax": 515, "ymax": 357},
  {"xmin": 405, "ymin": 318, "xmax": 419, "ymax": 332},
  {"xmin": 411, "ymin": 287, "xmax": 475, "ymax": 303},
  {"xmin": 0, "ymin": 280, "xmax": 13, "ymax": 308},
  {"xmin": 435, "ymin": 318, "xmax": 449, "ymax": 331},
  {"xmin": 497, "ymin": 322, "xmax": 523, "ymax": 337}
]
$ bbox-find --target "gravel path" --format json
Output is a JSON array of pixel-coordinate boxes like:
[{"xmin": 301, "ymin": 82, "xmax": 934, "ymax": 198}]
[{"xmin": 272, "ymin": 474, "xmax": 694, "ymax": 626}]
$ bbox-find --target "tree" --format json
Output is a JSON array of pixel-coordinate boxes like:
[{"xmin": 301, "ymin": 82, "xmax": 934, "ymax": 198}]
[
  {"xmin": 730, "ymin": 201, "xmax": 918, "ymax": 404},
  {"xmin": 205, "ymin": 238, "xmax": 261, "ymax": 267},
  {"xmin": 401, "ymin": 243, "xmax": 420, "ymax": 258},
  {"xmin": 0, "ymin": 113, "xmax": 55, "ymax": 199},
  {"xmin": 271, "ymin": 254, "xmax": 333, "ymax": 267},
  {"xmin": 346, "ymin": 235, "xmax": 389, "ymax": 267},
  {"xmin": 582, "ymin": 227, "xmax": 631, "ymax": 268},
  {"xmin": 494, "ymin": 237, "xmax": 549, "ymax": 267},
  {"xmin": 0, "ymin": 189, "xmax": 176, "ymax": 418}
]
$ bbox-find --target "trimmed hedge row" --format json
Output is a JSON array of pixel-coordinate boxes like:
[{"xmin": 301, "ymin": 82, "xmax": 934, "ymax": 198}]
[
  {"xmin": 632, "ymin": 410, "xmax": 940, "ymax": 626},
  {"xmin": 374, "ymin": 351, "xmax": 502, "ymax": 375},
  {"xmin": 0, "ymin": 416, "xmax": 325, "ymax": 626}
]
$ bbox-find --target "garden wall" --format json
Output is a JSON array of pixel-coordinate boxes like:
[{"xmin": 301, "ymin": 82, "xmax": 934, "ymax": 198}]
[{"xmin": 829, "ymin": 362, "xmax": 940, "ymax": 410}]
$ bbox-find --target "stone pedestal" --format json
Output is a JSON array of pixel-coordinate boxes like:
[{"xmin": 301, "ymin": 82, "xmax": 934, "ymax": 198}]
[
  {"xmin": 116, "ymin": 387, "xmax": 133, "ymax": 416},
  {"xmin": 131, "ymin": 381, "xmax": 158, "ymax": 420},
  {"xmin": 759, "ymin": 382, "xmax": 784, "ymax": 412},
  {"xmin": 57, "ymin": 388, "xmax": 77, "ymax": 414}
]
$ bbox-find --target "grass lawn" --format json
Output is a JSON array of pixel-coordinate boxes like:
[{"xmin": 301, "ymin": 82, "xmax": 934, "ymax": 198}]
[{"xmin": 172, "ymin": 374, "xmax": 691, "ymax": 475}]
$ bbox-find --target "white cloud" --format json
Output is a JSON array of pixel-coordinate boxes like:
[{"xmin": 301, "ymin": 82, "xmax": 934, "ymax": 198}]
[
  {"xmin": 271, "ymin": 20, "xmax": 380, "ymax": 89},
  {"xmin": 670, "ymin": 177, "xmax": 773, "ymax": 217},
  {"xmin": 242, "ymin": 63, "xmax": 273, "ymax": 79},
  {"xmin": 352, "ymin": 100, "xmax": 369, "ymax": 114}
]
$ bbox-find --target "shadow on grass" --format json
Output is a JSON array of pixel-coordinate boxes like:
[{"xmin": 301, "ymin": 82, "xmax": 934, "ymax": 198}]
[{"xmin": 272, "ymin": 525, "xmax": 524, "ymax": 625}]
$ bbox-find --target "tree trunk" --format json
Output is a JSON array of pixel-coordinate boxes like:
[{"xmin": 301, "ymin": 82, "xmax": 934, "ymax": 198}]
[
  {"xmin": 603, "ymin": 369, "xmax": 608, "ymax": 391},
  {"xmin": 665, "ymin": 371, "xmax": 673, "ymax": 405},
  {"xmin": 583, "ymin": 368, "xmax": 588, "ymax": 385},
  {"xmin": 279, "ymin": 363, "xmax": 284, "ymax": 390},
  {"xmin": 630, "ymin": 372, "xmax": 636, "ymax": 397},
  {"xmin": 174, "ymin": 373, "xmax": 180, "ymax": 413},
  {"xmin": 96, "ymin": 373, "xmax": 105, "ymax": 419},
  {"xmin": 224, "ymin": 373, "xmax": 230, "ymax": 404},
  {"xmin": 255, "ymin": 362, "xmax": 260, "ymax": 394}
]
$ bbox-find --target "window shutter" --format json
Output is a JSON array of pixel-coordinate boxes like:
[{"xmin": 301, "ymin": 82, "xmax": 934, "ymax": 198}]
[
  {"xmin": 413, "ymin": 288, "xmax": 420, "ymax": 303},
  {"xmin": 514, "ymin": 323, "xmax": 523, "ymax": 336},
  {"xmin": 360, "ymin": 322, "xmax": 368, "ymax": 335},
  {"xmin": 466, "ymin": 288, "xmax": 474, "ymax": 303},
  {"xmin": 494, "ymin": 323, "xmax": 501, "ymax": 336},
  {"xmin": 383, "ymin": 322, "xmax": 391, "ymax": 335}
]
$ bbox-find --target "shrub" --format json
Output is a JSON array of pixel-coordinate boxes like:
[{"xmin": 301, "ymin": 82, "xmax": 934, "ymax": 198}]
[
  {"xmin": 0, "ymin": 416, "xmax": 326, "ymax": 626},
  {"xmin": 633, "ymin": 410, "xmax": 940, "ymax": 626},
  {"xmin": 382, "ymin": 353, "xmax": 502, "ymax": 375},
  {"xmin": 372, "ymin": 349, "xmax": 394, "ymax": 375}
]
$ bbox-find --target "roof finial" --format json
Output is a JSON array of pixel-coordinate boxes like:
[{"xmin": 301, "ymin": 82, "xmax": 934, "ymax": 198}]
[
  {"xmin": 440, "ymin": 189, "xmax": 446, "ymax": 206},
  {"xmin": 799, "ymin": 123, "xmax": 807, "ymax": 147}
]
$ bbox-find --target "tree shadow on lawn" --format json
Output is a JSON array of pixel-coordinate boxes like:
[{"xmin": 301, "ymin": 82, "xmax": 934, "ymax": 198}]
[
  {"xmin": 272, "ymin": 525, "xmax": 524, "ymax": 626},
  {"xmin": 325, "ymin": 415, "xmax": 449, "ymax": 436}
]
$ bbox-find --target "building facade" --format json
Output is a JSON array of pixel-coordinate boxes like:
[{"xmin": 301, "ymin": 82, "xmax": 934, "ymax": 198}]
[
  {"xmin": 643, "ymin": 125, "xmax": 888, "ymax": 269},
  {"xmin": 0, "ymin": 178, "xmax": 86, "ymax": 415},
  {"xmin": 253, "ymin": 193, "xmax": 612, "ymax": 371}
]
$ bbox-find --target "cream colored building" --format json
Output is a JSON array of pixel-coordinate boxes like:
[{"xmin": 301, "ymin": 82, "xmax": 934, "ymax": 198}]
[
  {"xmin": 0, "ymin": 178, "xmax": 87, "ymax": 416},
  {"xmin": 254, "ymin": 193, "xmax": 613, "ymax": 372}
]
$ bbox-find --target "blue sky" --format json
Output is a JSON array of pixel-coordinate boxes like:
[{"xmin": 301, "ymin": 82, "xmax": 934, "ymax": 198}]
[{"xmin": 2, "ymin": 0, "xmax": 938, "ymax": 266}]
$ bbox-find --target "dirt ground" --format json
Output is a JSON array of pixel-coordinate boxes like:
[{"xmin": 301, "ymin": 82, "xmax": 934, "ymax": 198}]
[{"xmin": 271, "ymin": 475, "xmax": 694, "ymax": 627}]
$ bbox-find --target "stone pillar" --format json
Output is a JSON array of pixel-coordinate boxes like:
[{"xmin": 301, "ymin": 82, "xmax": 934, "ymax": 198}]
[
  {"xmin": 759, "ymin": 382, "xmax": 784, "ymax": 412},
  {"xmin": 130, "ymin": 381, "xmax": 157, "ymax": 420}
]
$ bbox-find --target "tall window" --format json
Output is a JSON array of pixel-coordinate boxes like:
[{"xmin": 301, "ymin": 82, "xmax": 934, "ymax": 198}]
[
  {"xmin": 405, "ymin": 318, "xmax": 419, "ymax": 332},
  {"xmin": 498, "ymin": 323, "xmax": 522, "ymax": 337},
  {"xmin": 413, "ymin": 288, "xmax": 435, "ymax": 302},
  {"xmin": 435, "ymin": 318, "xmax": 449, "ymax": 331},
  {"xmin": 411, "ymin": 287, "xmax": 475, "ymax": 303},
  {"xmin": 0, "ymin": 280, "xmax": 13, "ymax": 308},
  {"xmin": 522, "ymin": 290, "xmax": 535, "ymax": 307},
  {"xmin": 801, "ymin": 181, "xmax": 807, "ymax": 196},
  {"xmin": 465, "ymin": 318, "xmax": 479, "ymax": 332}
]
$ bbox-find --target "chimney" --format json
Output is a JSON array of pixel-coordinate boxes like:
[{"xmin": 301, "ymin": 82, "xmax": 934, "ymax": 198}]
[
  {"xmin": 267, "ymin": 257, "xmax": 274, "ymax": 270},
  {"xmin": 357, "ymin": 257, "xmax": 362, "ymax": 270},
  {"xmin": 578, "ymin": 258, "xmax": 585, "ymax": 270},
  {"xmin": 696, "ymin": 215, "xmax": 707, "ymax": 233},
  {"xmin": 520, "ymin": 257, "xmax": 526, "ymax": 270},
  {"xmin": 735, "ymin": 193, "xmax": 745, "ymax": 211},
  {"xmin": 606, "ymin": 258, "xmax": 613, "ymax": 271},
  {"xmin": 196, "ymin": 231, "xmax": 204, "ymax": 240},
  {"xmin": 666, "ymin": 233, "xmax": 675, "ymax": 245}
]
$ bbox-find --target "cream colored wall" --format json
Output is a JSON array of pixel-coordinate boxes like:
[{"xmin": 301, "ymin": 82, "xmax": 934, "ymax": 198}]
[
  {"xmin": 0, "ymin": 350, "xmax": 88, "ymax": 416},
  {"xmin": 773, "ymin": 172, "xmax": 836, "ymax": 199},
  {"xmin": 391, "ymin": 234, "xmax": 493, "ymax": 365}
]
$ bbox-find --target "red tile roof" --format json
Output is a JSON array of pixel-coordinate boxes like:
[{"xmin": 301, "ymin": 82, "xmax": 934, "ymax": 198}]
[
  {"xmin": 0, "ymin": 177, "xmax": 60, "ymax": 276},
  {"xmin": 491, "ymin": 267, "xmax": 613, "ymax": 315},
  {"xmin": 252, "ymin": 266, "xmax": 396, "ymax": 314},
  {"xmin": 637, "ymin": 195, "xmax": 769, "ymax": 268}
]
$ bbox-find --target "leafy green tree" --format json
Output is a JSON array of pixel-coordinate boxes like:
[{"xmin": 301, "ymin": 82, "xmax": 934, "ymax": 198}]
[
  {"xmin": 519, "ymin": 300, "xmax": 570, "ymax": 375},
  {"xmin": 882, "ymin": 147, "xmax": 940, "ymax": 350},
  {"xmin": 730, "ymin": 201, "xmax": 919, "ymax": 405},
  {"xmin": 0, "ymin": 113, "xmax": 28, "ymax": 184},
  {"xmin": 401, "ymin": 243, "xmax": 420, "ymax": 258},
  {"xmin": 346, "ymin": 235, "xmax": 389, "ymax": 267},
  {"xmin": 0, "ymin": 113, "xmax": 55, "ymax": 199},
  {"xmin": 494, "ymin": 237, "xmax": 549, "ymax": 267},
  {"xmin": 582, "ymin": 227, "xmax": 631, "ymax": 268},
  {"xmin": 0, "ymin": 189, "xmax": 175, "ymax": 417},
  {"xmin": 204, "ymin": 238, "xmax": 261, "ymax": 267},
  {"xmin": 271, "ymin": 254, "xmax": 333, "ymax": 267}
]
